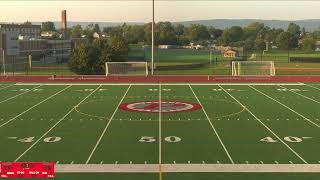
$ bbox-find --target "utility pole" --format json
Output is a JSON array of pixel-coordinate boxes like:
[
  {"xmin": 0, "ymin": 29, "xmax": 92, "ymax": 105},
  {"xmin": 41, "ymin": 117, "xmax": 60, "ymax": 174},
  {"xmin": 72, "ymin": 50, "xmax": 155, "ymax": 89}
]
[{"xmin": 151, "ymin": 0, "xmax": 154, "ymax": 76}]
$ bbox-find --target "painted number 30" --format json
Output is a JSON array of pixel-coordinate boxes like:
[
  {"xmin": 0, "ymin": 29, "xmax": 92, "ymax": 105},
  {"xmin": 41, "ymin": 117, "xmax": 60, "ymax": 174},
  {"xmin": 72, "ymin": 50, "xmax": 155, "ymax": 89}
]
[{"xmin": 139, "ymin": 136, "xmax": 181, "ymax": 143}]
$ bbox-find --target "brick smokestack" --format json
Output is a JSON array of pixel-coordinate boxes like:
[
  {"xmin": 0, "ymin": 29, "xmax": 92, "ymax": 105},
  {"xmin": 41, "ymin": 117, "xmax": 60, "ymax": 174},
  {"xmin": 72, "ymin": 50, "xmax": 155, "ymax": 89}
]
[{"xmin": 61, "ymin": 10, "xmax": 67, "ymax": 39}]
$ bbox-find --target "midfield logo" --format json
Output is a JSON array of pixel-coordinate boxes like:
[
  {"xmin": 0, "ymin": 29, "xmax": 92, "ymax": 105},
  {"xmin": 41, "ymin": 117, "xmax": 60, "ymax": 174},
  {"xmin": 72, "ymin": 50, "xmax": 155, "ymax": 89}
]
[{"xmin": 119, "ymin": 101, "xmax": 201, "ymax": 113}]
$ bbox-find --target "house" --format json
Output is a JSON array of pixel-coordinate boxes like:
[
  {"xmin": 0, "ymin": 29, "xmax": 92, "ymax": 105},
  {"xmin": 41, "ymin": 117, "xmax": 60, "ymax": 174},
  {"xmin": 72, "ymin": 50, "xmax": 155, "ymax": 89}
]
[
  {"xmin": 158, "ymin": 45, "xmax": 174, "ymax": 49},
  {"xmin": 223, "ymin": 49, "xmax": 239, "ymax": 58}
]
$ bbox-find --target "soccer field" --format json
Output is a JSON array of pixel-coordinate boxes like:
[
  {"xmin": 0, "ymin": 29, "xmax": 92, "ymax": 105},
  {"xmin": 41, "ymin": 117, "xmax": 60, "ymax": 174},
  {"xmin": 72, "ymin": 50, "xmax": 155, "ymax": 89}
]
[{"xmin": 1, "ymin": 82, "xmax": 320, "ymax": 179}]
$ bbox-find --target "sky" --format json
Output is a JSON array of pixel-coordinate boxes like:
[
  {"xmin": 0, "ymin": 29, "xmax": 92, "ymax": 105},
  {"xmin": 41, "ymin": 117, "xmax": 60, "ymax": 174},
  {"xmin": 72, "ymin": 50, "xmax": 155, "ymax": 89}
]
[{"xmin": 0, "ymin": 1, "xmax": 320, "ymax": 22}]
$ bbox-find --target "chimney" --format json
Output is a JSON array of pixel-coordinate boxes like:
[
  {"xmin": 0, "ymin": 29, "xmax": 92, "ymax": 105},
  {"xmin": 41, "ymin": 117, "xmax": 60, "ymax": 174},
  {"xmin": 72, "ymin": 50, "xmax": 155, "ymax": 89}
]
[{"xmin": 61, "ymin": 10, "xmax": 67, "ymax": 39}]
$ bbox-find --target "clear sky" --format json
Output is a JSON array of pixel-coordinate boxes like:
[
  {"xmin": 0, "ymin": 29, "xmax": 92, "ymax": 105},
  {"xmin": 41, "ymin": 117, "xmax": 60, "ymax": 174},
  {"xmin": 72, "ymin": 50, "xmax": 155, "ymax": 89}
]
[{"xmin": 0, "ymin": 1, "xmax": 320, "ymax": 22}]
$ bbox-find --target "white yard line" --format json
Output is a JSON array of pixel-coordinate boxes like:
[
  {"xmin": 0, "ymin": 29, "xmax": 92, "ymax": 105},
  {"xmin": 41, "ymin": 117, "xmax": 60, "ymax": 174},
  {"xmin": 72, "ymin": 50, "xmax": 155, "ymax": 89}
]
[
  {"xmin": 278, "ymin": 85, "xmax": 320, "ymax": 104},
  {"xmin": 304, "ymin": 83, "xmax": 320, "ymax": 91},
  {"xmin": 53, "ymin": 164, "xmax": 320, "ymax": 173},
  {"xmin": 0, "ymin": 85, "xmax": 42, "ymax": 104},
  {"xmin": 159, "ymin": 83, "xmax": 162, "ymax": 166},
  {"xmin": 14, "ymin": 83, "xmax": 305, "ymax": 86},
  {"xmin": 0, "ymin": 85, "xmax": 72, "ymax": 129},
  {"xmin": 189, "ymin": 84, "xmax": 234, "ymax": 164},
  {"xmin": 218, "ymin": 85, "xmax": 308, "ymax": 164},
  {"xmin": 0, "ymin": 84, "xmax": 16, "ymax": 91},
  {"xmin": 85, "ymin": 85, "xmax": 131, "ymax": 164},
  {"xmin": 250, "ymin": 85, "xmax": 320, "ymax": 129},
  {"xmin": 15, "ymin": 85, "xmax": 102, "ymax": 162}
]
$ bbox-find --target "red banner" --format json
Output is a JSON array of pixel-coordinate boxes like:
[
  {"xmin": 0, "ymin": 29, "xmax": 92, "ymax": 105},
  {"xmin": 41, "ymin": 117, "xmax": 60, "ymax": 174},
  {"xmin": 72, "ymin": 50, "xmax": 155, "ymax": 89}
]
[{"xmin": 0, "ymin": 162, "xmax": 54, "ymax": 178}]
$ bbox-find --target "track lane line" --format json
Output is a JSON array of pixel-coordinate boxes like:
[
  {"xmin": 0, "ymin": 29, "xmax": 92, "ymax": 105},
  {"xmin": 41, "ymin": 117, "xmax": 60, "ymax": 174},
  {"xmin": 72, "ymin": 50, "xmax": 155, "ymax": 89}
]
[
  {"xmin": 85, "ymin": 85, "xmax": 131, "ymax": 164},
  {"xmin": 0, "ymin": 85, "xmax": 72, "ymax": 129},
  {"xmin": 189, "ymin": 84, "xmax": 234, "ymax": 164},
  {"xmin": 219, "ymin": 85, "xmax": 308, "ymax": 164},
  {"xmin": 0, "ymin": 85, "xmax": 42, "ymax": 104},
  {"xmin": 250, "ymin": 85, "xmax": 320, "ymax": 129},
  {"xmin": 15, "ymin": 85, "xmax": 102, "ymax": 162}
]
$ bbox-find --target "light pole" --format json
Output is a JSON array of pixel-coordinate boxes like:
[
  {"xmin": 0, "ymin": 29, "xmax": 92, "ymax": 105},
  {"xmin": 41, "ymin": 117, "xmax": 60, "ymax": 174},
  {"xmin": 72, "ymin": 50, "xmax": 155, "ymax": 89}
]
[
  {"xmin": 2, "ymin": 49, "xmax": 5, "ymax": 75},
  {"xmin": 151, "ymin": 0, "xmax": 154, "ymax": 76}
]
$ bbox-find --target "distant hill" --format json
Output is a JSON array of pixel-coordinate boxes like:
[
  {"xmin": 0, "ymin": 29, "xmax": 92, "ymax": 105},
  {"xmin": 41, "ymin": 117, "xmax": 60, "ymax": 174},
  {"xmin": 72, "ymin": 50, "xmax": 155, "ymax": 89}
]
[{"xmin": 3, "ymin": 19, "xmax": 320, "ymax": 32}]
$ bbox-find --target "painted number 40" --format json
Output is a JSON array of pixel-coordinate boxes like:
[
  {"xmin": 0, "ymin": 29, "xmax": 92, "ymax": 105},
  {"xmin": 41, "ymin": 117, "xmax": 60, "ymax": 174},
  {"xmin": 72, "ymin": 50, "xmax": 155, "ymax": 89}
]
[
  {"xmin": 260, "ymin": 136, "xmax": 312, "ymax": 143},
  {"xmin": 139, "ymin": 136, "xmax": 181, "ymax": 143}
]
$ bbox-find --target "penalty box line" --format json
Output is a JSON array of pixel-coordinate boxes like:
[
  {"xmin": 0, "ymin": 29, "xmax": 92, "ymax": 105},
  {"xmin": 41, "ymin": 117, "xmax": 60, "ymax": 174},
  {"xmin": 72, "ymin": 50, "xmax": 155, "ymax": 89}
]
[
  {"xmin": 218, "ymin": 85, "xmax": 308, "ymax": 164},
  {"xmin": 85, "ymin": 85, "xmax": 132, "ymax": 164},
  {"xmin": 14, "ymin": 85, "xmax": 102, "ymax": 162},
  {"xmin": 0, "ymin": 85, "xmax": 72, "ymax": 129},
  {"xmin": 189, "ymin": 84, "xmax": 234, "ymax": 164}
]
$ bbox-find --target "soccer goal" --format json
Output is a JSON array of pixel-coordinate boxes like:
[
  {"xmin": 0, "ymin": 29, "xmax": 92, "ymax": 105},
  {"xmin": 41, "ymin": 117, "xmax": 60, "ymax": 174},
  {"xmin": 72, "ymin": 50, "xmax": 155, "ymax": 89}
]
[
  {"xmin": 231, "ymin": 61, "xmax": 275, "ymax": 76},
  {"xmin": 105, "ymin": 62, "xmax": 148, "ymax": 76}
]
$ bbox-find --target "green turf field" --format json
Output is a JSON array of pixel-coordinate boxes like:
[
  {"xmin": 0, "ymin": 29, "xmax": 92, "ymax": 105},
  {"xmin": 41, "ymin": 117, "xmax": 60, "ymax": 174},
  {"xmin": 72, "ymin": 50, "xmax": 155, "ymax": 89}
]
[{"xmin": 1, "ymin": 82, "xmax": 320, "ymax": 179}]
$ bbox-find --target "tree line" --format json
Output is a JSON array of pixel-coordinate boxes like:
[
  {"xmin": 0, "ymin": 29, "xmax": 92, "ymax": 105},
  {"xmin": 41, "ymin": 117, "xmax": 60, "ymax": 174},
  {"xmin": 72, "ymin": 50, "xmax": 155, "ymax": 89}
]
[{"xmin": 67, "ymin": 21, "xmax": 319, "ymax": 52}]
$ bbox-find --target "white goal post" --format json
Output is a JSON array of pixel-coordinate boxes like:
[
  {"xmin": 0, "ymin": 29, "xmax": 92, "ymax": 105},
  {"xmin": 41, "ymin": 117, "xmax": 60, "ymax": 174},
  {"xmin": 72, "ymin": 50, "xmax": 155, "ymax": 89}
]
[
  {"xmin": 105, "ymin": 62, "xmax": 149, "ymax": 76},
  {"xmin": 231, "ymin": 61, "xmax": 275, "ymax": 76}
]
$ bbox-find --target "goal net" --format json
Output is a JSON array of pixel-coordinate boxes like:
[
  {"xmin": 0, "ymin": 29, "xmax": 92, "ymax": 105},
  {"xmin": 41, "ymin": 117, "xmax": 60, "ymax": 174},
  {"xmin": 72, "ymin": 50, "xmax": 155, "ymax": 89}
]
[
  {"xmin": 231, "ymin": 61, "xmax": 275, "ymax": 76},
  {"xmin": 105, "ymin": 62, "xmax": 148, "ymax": 76}
]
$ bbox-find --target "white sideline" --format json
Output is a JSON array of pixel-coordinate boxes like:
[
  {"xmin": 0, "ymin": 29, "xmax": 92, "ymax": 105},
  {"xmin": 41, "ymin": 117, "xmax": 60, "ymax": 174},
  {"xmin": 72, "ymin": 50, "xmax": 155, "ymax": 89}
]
[
  {"xmin": 0, "ymin": 85, "xmax": 71, "ymax": 129},
  {"xmin": 189, "ymin": 85, "xmax": 234, "ymax": 164},
  {"xmin": 278, "ymin": 85, "xmax": 320, "ymax": 104},
  {"xmin": 159, "ymin": 84, "xmax": 162, "ymax": 166},
  {"xmin": 14, "ymin": 83, "xmax": 306, "ymax": 86},
  {"xmin": 0, "ymin": 84, "xmax": 15, "ymax": 90},
  {"xmin": 0, "ymin": 85, "xmax": 42, "ymax": 104},
  {"xmin": 250, "ymin": 85, "xmax": 320, "ymax": 129},
  {"xmin": 218, "ymin": 85, "xmax": 308, "ymax": 164},
  {"xmin": 304, "ymin": 83, "xmax": 320, "ymax": 91},
  {"xmin": 53, "ymin": 164, "xmax": 320, "ymax": 173},
  {"xmin": 85, "ymin": 85, "xmax": 131, "ymax": 164},
  {"xmin": 14, "ymin": 85, "xmax": 102, "ymax": 162}
]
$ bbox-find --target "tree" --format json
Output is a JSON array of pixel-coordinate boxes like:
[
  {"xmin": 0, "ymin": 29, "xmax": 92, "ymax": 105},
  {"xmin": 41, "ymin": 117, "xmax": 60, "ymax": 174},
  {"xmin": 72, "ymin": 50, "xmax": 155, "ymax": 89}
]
[
  {"xmin": 276, "ymin": 32, "xmax": 291, "ymax": 50},
  {"xmin": 187, "ymin": 24, "xmax": 210, "ymax": 42},
  {"xmin": 208, "ymin": 27, "xmax": 223, "ymax": 40},
  {"xmin": 301, "ymin": 36, "xmax": 316, "ymax": 51},
  {"xmin": 158, "ymin": 22, "xmax": 177, "ymax": 45},
  {"xmin": 23, "ymin": 21, "xmax": 32, "ymax": 25},
  {"xmin": 218, "ymin": 26, "xmax": 244, "ymax": 46},
  {"xmin": 69, "ymin": 36, "xmax": 129, "ymax": 75},
  {"xmin": 94, "ymin": 24, "xmax": 101, "ymax": 33},
  {"xmin": 287, "ymin": 23, "xmax": 301, "ymax": 48},
  {"xmin": 41, "ymin": 21, "xmax": 56, "ymax": 32},
  {"xmin": 70, "ymin": 24, "xmax": 83, "ymax": 38}
]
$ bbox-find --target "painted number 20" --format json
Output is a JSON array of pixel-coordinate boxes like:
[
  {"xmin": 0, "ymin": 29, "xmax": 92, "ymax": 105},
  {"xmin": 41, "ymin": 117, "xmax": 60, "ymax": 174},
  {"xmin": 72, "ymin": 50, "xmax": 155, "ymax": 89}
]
[{"xmin": 139, "ymin": 136, "xmax": 181, "ymax": 143}]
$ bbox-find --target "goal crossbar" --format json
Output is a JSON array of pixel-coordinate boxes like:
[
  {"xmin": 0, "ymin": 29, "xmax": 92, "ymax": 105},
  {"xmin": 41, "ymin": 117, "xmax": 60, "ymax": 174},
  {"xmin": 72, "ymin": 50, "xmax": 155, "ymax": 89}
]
[{"xmin": 231, "ymin": 61, "xmax": 275, "ymax": 76}]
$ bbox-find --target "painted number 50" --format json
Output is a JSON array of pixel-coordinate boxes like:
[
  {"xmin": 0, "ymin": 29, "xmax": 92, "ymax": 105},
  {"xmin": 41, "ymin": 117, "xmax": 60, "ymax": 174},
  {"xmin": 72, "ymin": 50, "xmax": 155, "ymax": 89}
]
[{"xmin": 139, "ymin": 136, "xmax": 181, "ymax": 143}]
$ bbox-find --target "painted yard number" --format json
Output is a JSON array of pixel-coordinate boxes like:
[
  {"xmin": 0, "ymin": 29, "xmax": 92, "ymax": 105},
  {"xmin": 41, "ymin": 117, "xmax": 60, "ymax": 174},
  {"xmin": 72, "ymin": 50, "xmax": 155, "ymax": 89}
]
[
  {"xmin": 260, "ymin": 136, "xmax": 312, "ymax": 143},
  {"xmin": 139, "ymin": 136, "xmax": 181, "ymax": 143},
  {"xmin": 16, "ymin": 136, "xmax": 62, "ymax": 143}
]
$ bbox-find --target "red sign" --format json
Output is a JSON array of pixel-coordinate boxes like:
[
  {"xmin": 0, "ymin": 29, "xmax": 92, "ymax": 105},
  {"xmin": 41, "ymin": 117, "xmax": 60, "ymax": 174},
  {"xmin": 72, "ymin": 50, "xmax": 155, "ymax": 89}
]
[
  {"xmin": 119, "ymin": 101, "xmax": 201, "ymax": 113},
  {"xmin": 0, "ymin": 162, "xmax": 54, "ymax": 178}
]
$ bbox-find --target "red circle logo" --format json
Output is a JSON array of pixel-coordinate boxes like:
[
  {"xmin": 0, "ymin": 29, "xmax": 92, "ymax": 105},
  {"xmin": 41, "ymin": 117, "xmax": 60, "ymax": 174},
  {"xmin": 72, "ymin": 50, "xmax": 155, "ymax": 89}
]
[{"xmin": 119, "ymin": 101, "xmax": 201, "ymax": 113}]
